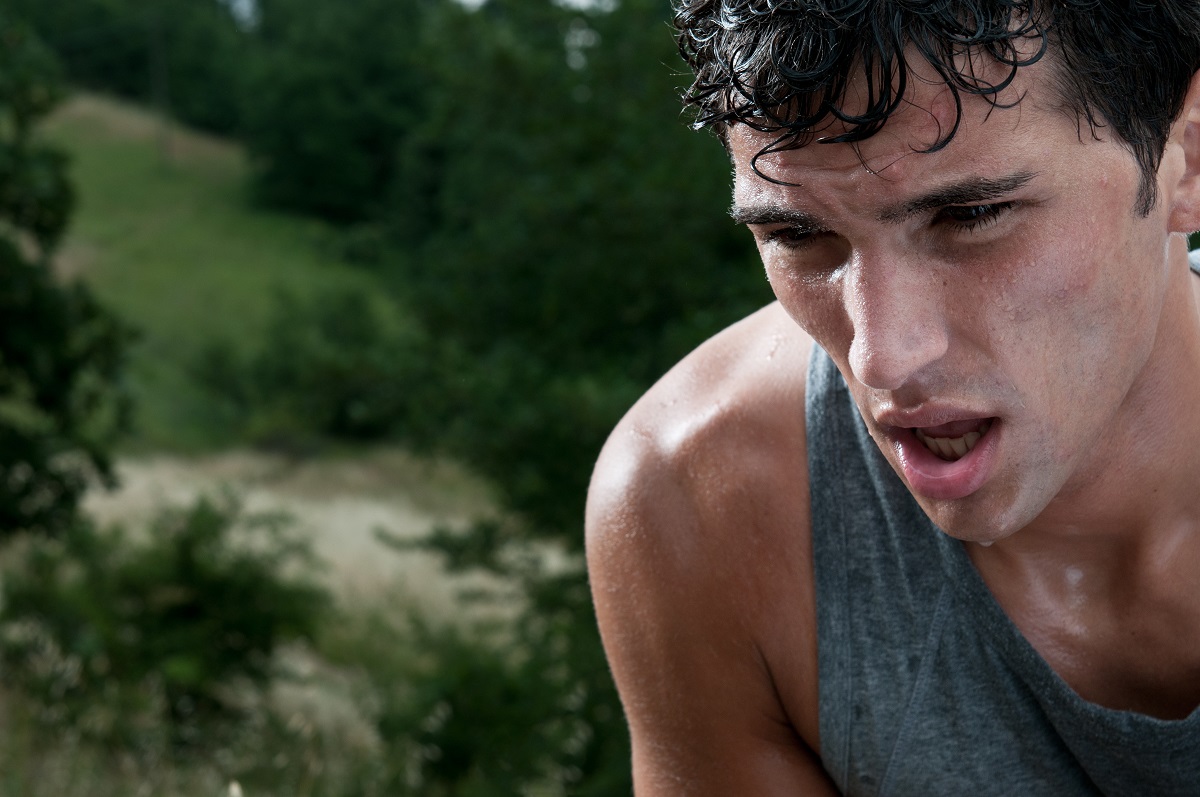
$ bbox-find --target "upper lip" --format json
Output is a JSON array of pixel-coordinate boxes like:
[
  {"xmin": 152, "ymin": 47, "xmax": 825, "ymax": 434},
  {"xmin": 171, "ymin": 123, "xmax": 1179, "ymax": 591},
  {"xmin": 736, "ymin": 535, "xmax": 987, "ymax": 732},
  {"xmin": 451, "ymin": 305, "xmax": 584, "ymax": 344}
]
[{"xmin": 873, "ymin": 403, "xmax": 996, "ymax": 430}]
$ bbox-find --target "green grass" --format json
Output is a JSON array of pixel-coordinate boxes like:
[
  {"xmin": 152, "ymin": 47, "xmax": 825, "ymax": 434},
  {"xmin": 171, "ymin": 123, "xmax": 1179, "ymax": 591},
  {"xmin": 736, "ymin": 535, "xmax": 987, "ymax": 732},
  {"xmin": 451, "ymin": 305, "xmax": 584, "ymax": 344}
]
[{"xmin": 40, "ymin": 94, "xmax": 384, "ymax": 452}]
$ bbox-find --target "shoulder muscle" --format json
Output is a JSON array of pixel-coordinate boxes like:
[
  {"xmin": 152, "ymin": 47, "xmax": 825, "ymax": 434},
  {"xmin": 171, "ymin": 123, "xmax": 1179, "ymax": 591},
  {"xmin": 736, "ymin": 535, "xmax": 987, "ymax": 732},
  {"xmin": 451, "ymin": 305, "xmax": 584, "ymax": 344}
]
[{"xmin": 586, "ymin": 303, "xmax": 835, "ymax": 794}]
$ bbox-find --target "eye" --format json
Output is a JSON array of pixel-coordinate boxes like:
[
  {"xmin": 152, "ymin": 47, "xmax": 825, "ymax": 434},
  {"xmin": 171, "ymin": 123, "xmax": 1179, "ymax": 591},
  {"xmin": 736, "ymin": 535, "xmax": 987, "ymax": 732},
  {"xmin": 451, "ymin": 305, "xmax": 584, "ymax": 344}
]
[
  {"xmin": 938, "ymin": 202, "xmax": 1014, "ymax": 232},
  {"xmin": 761, "ymin": 225, "xmax": 825, "ymax": 250}
]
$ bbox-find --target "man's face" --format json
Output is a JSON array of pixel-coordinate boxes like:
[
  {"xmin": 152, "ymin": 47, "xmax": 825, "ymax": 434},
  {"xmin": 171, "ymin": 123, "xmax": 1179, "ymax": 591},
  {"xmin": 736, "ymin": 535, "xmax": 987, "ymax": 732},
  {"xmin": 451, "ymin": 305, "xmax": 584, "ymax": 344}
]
[{"xmin": 730, "ymin": 61, "xmax": 1186, "ymax": 542}]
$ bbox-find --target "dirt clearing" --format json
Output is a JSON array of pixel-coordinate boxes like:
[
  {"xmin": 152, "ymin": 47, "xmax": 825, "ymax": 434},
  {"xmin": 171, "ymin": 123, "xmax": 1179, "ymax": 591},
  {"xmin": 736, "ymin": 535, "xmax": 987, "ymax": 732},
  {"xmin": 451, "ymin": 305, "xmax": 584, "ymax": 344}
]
[{"xmin": 84, "ymin": 448, "xmax": 512, "ymax": 618}]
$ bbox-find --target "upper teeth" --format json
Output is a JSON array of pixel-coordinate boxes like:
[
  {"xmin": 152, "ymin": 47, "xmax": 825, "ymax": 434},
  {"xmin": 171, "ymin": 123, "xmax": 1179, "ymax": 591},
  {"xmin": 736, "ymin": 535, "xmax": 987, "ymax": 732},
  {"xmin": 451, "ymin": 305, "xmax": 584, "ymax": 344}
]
[{"xmin": 915, "ymin": 420, "xmax": 992, "ymax": 461}]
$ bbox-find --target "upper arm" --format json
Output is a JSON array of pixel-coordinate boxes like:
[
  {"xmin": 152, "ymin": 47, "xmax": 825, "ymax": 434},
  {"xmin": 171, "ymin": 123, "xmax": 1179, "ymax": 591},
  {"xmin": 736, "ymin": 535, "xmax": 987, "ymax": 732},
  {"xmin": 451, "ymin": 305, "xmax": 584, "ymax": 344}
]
[{"xmin": 585, "ymin": 307, "xmax": 838, "ymax": 795}]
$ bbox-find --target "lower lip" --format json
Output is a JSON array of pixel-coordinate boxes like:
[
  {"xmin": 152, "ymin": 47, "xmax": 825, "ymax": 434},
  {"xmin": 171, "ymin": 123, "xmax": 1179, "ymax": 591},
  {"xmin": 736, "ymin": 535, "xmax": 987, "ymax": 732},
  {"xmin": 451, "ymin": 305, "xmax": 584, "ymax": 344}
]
[{"xmin": 892, "ymin": 420, "xmax": 1001, "ymax": 501}]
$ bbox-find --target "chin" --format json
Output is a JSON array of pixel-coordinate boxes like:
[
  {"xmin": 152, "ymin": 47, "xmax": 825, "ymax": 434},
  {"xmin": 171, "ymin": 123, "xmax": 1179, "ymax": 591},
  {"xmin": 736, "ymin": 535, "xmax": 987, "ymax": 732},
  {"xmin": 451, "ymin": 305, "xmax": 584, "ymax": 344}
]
[
  {"xmin": 920, "ymin": 491, "xmax": 1043, "ymax": 545},
  {"xmin": 936, "ymin": 523, "xmax": 1019, "ymax": 546}
]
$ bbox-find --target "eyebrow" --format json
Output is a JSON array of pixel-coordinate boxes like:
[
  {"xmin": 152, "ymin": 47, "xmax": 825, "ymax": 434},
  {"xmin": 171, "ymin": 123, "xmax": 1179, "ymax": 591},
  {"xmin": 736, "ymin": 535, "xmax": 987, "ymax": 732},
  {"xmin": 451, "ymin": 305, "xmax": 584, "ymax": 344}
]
[
  {"xmin": 729, "ymin": 170, "xmax": 1040, "ymax": 229},
  {"xmin": 728, "ymin": 205, "xmax": 826, "ymax": 231},
  {"xmin": 877, "ymin": 170, "xmax": 1039, "ymax": 223}
]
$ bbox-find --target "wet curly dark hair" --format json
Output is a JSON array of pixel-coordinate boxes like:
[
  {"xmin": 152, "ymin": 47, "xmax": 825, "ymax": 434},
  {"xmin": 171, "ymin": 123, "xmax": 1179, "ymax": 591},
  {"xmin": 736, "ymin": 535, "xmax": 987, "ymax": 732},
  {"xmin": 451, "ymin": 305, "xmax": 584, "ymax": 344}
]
[{"xmin": 674, "ymin": 0, "xmax": 1200, "ymax": 214}]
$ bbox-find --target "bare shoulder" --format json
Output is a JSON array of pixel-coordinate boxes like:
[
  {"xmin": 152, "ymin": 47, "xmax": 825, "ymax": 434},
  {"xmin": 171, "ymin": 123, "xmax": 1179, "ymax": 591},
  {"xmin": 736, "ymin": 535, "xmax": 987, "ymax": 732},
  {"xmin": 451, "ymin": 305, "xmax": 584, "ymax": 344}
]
[
  {"xmin": 588, "ymin": 301, "xmax": 813, "ymax": 558},
  {"xmin": 587, "ymin": 303, "xmax": 834, "ymax": 794}
]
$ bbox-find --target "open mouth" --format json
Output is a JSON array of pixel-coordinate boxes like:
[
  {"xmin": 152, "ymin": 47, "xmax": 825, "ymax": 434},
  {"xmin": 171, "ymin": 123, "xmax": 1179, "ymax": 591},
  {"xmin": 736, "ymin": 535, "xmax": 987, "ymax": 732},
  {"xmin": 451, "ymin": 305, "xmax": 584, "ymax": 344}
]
[{"xmin": 913, "ymin": 419, "xmax": 994, "ymax": 462}]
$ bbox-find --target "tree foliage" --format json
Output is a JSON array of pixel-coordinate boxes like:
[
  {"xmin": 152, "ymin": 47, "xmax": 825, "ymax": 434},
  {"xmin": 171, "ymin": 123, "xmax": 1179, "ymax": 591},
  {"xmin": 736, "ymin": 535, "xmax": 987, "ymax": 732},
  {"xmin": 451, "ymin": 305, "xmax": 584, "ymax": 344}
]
[
  {"xmin": 240, "ymin": 0, "xmax": 429, "ymax": 220},
  {"xmin": 203, "ymin": 0, "xmax": 770, "ymax": 549},
  {"xmin": 389, "ymin": 0, "xmax": 769, "ymax": 540},
  {"xmin": 193, "ymin": 1, "xmax": 769, "ymax": 789},
  {"xmin": 4, "ymin": 0, "xmax": 248, "ymax": 134},
  {"xmin": 0, "ymin": 497, "xmax": 329, "ymax": 750},
  {"xmin": 8, "ymin": 0, "xmax": 773, "ymax": 789},
  {"xmin": 0, "ymin": 17, "xmax": 132, "ymax": 538}
]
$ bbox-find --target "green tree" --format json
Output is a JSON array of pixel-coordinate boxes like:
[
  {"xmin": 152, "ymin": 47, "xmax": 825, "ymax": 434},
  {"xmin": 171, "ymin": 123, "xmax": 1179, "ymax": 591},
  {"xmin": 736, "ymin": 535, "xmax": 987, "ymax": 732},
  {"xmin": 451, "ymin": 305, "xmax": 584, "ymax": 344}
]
[
  {"xmin": 392, "ymin": 0, "xmax": 767, "ymax": 541},
  {"xmin": 382, "ymin": 1, "xmax": 768, "ymax": 792},
  {"xmin": 190, "ymin": 1, "xmax": 768, "ymax": 790},
  {"xmin": 241, "ymin": 0, "xmax": 431, "ymax": 220},
  {"xmin": 2, "ymin": 0, "xmax": 147, "ymax": 101},
  {"xmin": 0, "ymin": 17, "xmax": 132, "ymax": 537},
  {"xmin": 5, "ymin": 0, "xmax": 249, "ymax": 134}
]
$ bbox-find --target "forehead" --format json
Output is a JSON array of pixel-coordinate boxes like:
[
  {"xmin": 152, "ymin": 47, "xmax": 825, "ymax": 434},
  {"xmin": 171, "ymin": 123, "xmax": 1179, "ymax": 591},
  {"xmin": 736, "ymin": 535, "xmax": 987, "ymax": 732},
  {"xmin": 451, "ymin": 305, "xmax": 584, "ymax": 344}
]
[{"xmin": 729, "ymin": 56, "xmax": 1078, "ymax": 204}]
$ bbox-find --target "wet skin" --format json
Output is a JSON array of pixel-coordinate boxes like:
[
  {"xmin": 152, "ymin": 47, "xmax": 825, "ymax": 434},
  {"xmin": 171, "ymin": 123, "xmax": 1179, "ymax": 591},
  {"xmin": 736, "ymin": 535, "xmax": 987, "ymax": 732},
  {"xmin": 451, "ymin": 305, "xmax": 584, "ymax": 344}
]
[
  {"xmin": 731, "ymin": 61, "xmax": 1200, "ymax": 718},
  {"xmin": 588, "ymin": 58, "xmax": 1200, "ymax": 795},
  {"xmin": 732, "ymin": 67, "xmax": 1200, "ymax": 546}
]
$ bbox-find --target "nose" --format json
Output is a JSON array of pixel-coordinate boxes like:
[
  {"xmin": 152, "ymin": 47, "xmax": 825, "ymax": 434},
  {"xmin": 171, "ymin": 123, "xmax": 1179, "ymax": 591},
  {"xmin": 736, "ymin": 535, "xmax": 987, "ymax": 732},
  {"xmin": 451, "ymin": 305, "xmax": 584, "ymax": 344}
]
[{"xmin": 845, "ymin": 251, "xmax": 949, "ymax": 391}]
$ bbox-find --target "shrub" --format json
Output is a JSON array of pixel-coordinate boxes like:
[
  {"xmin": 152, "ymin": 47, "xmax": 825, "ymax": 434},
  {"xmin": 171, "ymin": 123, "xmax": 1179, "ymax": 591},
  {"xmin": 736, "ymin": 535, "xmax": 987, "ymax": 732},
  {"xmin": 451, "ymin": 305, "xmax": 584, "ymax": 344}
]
[
  {"xmin": 0, "ymin": 16, "xmax": 134, "ymax": 539},
  {"xmin": 193, "ymin": 286, "xmax": 433, "ymax": 449},
  {"xmin": 0, "ymin": 495, "xmax": 330, "ymax": 751},
  {"xmin": 313, "ymin": 602, "xmax": 627, "ymax": 797}
]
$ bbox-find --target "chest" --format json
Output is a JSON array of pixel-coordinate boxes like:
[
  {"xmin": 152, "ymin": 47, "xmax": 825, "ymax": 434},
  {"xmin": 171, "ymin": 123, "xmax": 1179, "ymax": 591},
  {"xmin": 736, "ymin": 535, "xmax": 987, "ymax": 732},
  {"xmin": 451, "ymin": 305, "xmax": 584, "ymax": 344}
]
[{"xmin": 988, "ymin": 571, "xmax": 1200, "ymax": 719}]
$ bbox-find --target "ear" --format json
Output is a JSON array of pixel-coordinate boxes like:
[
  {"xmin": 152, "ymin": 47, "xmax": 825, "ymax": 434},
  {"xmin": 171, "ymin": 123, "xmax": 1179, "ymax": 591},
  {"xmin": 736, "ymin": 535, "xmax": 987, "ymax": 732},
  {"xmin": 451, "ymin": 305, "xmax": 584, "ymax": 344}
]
[{"xmin": 1166, "ymin": 69, "xmax": 1200, "ymax": 233}]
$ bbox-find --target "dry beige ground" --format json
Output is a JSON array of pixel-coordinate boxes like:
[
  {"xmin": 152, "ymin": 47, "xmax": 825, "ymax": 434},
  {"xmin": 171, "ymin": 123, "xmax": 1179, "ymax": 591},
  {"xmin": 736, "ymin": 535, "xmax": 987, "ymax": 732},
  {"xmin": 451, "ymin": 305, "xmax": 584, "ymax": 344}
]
[{"xmin": 84, "ymin": 448, "xmax": 514, "ymax": 618}]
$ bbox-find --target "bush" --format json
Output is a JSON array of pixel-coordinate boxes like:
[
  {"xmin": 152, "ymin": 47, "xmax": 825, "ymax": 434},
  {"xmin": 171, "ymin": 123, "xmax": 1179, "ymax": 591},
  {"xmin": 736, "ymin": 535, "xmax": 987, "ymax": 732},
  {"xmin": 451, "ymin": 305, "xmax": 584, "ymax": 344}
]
[
  {"xmin": 193, "ymin": 286, "xmax": 433, "ymax": 449},
  {"xmin": 0, "ymin": 495, "xmax": 330, "ymax": 751},
  {"xmin": 241, "ymin": 0, "xmax": 430, "ymax": 221},
  {"xmin": 0, "ymin": 15, "xmax": 133, "ymax": 539},
  {"xmin": 313, "ymin": 600, "xmax": 628, "ymax": 797}
]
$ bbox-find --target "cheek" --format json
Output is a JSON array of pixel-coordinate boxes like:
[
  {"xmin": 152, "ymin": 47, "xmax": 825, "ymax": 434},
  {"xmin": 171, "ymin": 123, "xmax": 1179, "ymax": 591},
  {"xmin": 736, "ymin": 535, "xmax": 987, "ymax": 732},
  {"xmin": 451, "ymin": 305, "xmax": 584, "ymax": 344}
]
[
  {"xmin": 993, "ymin": 190, "xmax": 1139, "ymax": 335},
  {"xmin": 998, "ymin": 209, "xmax": 1166, "ymax": 427},
  {"xmin": 989, "ymin": 242, "xmax": 1108, "ymax": 390},
  {"xmin": 765, "ymin": 263, "xmax": 852, "ymax": 350},
  {"xmin": 762, "ymin": 238, "xmax": 857, "ymax": 348},
  {"xmin": 1037, "ymin": 165, "xmax": 1166, "ymax": 313}
]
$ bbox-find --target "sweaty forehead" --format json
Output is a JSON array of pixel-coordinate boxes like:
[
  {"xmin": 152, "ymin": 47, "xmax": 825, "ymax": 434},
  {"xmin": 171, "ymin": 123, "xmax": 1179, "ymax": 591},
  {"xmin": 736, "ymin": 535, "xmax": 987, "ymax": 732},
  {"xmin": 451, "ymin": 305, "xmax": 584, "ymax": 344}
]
[
  {"xmin": 728, "ymin": 45, "xmax": 1066, "ymax": 182},
  {"xmin": 833, "ymin": 55, "xmax": 965, "ymax": 146},
  {"xmin": 729, "ymin": 52, "xmax": 1063, "ymax": 191}
]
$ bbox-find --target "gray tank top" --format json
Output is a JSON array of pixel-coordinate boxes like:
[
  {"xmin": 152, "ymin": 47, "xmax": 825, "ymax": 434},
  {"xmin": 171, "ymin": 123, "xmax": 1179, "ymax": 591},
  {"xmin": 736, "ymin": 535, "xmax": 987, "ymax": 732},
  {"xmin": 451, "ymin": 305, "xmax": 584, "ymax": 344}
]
[{"xmin": 806, "ymin": 343, "xmax": 1200, "ymax": 796}]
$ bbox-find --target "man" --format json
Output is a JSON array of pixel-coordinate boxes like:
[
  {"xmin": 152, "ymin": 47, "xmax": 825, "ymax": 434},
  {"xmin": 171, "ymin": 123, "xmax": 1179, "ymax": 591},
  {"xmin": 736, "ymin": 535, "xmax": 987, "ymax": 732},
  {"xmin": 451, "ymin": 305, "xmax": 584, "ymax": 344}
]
[{"xmin": 585, "ymin": 2, "xmax": 1200, "ymax": 794}]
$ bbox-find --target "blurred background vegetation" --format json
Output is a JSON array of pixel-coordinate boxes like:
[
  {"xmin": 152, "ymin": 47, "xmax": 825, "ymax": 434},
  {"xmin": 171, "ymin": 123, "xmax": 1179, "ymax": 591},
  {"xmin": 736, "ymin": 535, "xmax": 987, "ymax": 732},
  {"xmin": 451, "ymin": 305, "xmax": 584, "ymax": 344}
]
[{"xmin": 0, "ymin": 0, "xmax": 769, "ymax": 793}]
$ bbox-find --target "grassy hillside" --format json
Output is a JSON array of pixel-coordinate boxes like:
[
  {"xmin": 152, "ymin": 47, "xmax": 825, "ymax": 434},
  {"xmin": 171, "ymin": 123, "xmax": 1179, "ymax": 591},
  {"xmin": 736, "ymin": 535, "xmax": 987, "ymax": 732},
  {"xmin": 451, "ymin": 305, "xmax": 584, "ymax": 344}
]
[{"xmin": 41, "ymin": 94, "xmax": 386, "ymax": 451}]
